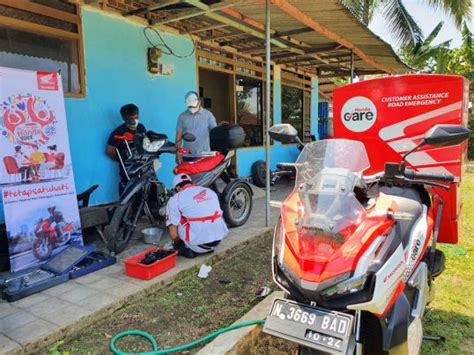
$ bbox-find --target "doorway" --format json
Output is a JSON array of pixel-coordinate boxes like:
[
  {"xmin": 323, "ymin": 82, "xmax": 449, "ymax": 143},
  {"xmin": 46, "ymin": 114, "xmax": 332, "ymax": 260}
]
[{"xmin": 198, "ymin": 68, "xmax": 234, "ymax": 124}]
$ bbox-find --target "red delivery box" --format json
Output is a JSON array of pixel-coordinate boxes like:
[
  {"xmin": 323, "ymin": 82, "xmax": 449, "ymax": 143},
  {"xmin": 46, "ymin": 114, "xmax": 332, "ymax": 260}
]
[{"xmin": 333, "ymin": 74, "xmax": 469, "ymax": 244}]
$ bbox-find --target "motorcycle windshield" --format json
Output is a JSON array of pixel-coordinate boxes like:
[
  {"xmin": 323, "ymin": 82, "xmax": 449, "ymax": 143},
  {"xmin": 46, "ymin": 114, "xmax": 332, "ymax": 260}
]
[{"xmin": 293, "ymin": 140, "xmax": 370, "ymax": 256}]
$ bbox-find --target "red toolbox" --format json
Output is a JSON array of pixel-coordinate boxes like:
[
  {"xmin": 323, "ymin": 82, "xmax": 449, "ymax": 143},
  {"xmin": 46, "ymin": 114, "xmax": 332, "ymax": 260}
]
[{"xmin": 124, "ymin": 248, "xmax": 177, "ymax": 280}]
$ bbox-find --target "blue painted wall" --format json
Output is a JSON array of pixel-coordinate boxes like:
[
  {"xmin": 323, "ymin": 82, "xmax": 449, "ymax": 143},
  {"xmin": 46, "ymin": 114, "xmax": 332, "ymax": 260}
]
[
  {"xmin": 66, "ymin": 8, "xmax": 197, "ymax": 206},
  {"xmin": 0, "ymin": 7, "xmax": 197, "ymax": 221},
  {"xmin": 0, "ymin": 7, "xmax": 319, "ymax": 221}
]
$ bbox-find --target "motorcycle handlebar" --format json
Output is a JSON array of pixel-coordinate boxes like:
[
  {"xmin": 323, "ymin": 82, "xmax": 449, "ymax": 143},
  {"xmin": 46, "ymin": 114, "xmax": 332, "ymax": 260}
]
[{"xmin": 404, "ymin": 169, "xmax": 455, "ymax": 182}]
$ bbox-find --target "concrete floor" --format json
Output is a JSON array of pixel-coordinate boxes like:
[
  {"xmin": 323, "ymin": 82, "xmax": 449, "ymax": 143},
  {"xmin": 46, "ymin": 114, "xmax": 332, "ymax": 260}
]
[{"xmin": 0, "ymin": 181, "xmax": 293, "ymax": 354}]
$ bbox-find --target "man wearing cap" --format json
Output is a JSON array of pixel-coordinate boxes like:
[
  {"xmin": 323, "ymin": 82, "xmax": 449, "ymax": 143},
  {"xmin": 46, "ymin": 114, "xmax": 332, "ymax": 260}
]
[
  {"xmin": 175, "ymin": 91, "xmax": 217, "ymax": 164},
  {"xmin": 166, "ymin": 174, "xmax": 228, "ymax": 258}
]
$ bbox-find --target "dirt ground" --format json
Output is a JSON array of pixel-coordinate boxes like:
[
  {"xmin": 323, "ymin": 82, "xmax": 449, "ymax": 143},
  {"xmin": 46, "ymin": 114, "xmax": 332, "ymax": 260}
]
[
  {"xmin": 254, "ymin": 333, "xmax": 299, "ymax": 354},
  {"xmin": 55, "ymin": 231, "xmax": 277, "ymax": 354}
]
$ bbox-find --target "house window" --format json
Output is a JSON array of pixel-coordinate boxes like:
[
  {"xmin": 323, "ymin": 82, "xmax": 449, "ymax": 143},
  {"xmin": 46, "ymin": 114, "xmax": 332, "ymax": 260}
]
[
  {"xmin": 236, "ymin": 76, "xmax": 263, "ymax": 147},
  {"xmin": 282, "ymin": 85, "xmax": 304, "ymax": 140},
  {"xmin": 0, "ymin": 2, "xmax": 84, "ymax": 96}
]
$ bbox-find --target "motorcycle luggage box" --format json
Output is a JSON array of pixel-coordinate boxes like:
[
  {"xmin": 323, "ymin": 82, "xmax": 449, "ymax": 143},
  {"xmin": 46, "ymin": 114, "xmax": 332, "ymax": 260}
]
[
  {"xmin": 69, "ymin": 251, "xmax": 117, "ymax": 279},
  {"xmin": 210, "ymin": 124, "xmax": 246, "ymax": 152}
]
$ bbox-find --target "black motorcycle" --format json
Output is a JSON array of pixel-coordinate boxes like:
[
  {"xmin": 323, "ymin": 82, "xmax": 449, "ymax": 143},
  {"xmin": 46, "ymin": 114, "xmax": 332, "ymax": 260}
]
[
  {"xmin": 105, "ymin": 131, "xmax": 192, "ymax": 254},
  {"xmin": 105, "ymin": 127, "xmax": 253, "ymax": 254}
]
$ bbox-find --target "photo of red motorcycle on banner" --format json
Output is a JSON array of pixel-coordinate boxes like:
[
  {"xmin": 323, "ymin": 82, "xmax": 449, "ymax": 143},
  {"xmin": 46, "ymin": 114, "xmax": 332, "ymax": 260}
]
[{"xmin": 0, "ymin": 67, "xmax": 83, "ymax": 272}]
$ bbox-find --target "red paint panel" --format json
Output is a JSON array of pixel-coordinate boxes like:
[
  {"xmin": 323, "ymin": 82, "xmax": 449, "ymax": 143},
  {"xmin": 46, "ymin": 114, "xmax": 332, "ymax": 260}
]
[{"xmin": 333, "ymin": 75, "xmax": 469, "ymax": 244}]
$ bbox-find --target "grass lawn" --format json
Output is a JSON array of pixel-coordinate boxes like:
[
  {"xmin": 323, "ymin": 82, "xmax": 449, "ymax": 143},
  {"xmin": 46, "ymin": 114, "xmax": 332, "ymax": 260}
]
[
  {"xmin": 54, "ymin": 173, "xmax": 474, "ymax": 354},
  {"xmin": 55, "ymin": 232, "xmax": 277, "ymax": 354},
  {"xmin": 422, "ymin": 170, "xmax": 474, "ymax": 354}
]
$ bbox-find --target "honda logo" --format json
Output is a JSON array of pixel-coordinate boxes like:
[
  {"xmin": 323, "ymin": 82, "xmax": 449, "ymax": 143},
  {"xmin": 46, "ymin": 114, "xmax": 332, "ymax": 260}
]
[{"xmin": 341, "ymin": 96, "xmax": 377, "ymax": 132}]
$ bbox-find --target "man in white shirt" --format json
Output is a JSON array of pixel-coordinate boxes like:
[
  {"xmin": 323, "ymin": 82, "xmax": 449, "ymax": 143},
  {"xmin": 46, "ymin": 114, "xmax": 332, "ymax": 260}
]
[{"xmin": 166, "ymin": 174, "xmax": 228, "ymax": 258}]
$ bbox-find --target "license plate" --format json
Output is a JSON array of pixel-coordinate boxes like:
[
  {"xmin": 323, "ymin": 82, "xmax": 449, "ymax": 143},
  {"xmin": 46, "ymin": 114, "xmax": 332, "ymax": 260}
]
[{"xmin": 263, "ymin": 298, "xmax": 354, "ymax": 354}]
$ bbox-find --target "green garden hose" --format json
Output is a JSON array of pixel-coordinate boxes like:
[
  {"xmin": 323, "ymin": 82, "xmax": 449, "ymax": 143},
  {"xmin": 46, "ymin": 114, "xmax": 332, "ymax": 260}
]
[
  {"xmin": 110, "ymin": 319, "xmax": 265, "ymax": 354},
  {"xmin": 438, "ymin": 243, "xmax": 467, "ymax": 256}
]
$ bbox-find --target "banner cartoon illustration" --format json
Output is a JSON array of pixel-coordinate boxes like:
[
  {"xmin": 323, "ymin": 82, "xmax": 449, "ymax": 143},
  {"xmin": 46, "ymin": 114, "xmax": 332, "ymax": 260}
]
[{"xmin": 0, "ymin": 67, "xmax": 83, "ymax": 272}]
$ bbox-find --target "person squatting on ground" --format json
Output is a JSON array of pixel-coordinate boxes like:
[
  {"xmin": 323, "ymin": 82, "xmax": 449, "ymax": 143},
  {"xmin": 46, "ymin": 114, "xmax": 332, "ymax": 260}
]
[
  {"xmin": 175, "ymin": 91, "xmax": 217, "ymax": 164},
  {"xmin": 166, "ymin": 174, "xmax": 228, "ymax": 258},
  {"xmin": 106, "ymin": 103, "xmax": 147, "ymax": 194}
]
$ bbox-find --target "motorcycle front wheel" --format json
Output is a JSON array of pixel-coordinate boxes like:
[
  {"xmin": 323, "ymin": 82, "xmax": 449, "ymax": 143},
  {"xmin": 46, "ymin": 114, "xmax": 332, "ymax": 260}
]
[
  {"xmin": 32, "ymin": 234, "xmax": 53, "ymax": 260},
  {"xmin": 298, "ymin": 346, "xmax": 326, "ymax": 354},
  {"xmin": 105, "ymin": 197, "xmax": 141, "ymax": 254},
  {"xmin": 222, "ymin": 181, "xmax": 252, "ymax": 227}
]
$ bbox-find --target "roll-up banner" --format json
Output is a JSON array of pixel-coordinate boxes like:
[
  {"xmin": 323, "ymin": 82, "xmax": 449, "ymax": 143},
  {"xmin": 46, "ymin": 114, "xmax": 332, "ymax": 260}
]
[{"xmin": 0, "ymin": 67, "xmax": 83, "ymax": 272}]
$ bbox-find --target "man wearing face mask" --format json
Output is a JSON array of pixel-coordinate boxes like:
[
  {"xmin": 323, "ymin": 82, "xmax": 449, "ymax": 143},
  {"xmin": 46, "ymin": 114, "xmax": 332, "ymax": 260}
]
[
  {"xmin": 106, "ymin": 103, "xmax": 147, "ymax": 193},
  {"xmin": 175, "ymin": 91, "xmax": 217, "ymax": 164}
]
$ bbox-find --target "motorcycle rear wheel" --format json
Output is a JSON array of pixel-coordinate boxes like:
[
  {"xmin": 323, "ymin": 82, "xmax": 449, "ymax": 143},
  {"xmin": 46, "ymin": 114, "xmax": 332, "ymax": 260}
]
[
  {"xmin": 222, "ymin": 182, "xmax": 252, "ymax": 227},
  {"xmin": 105, "ymin": 198, "xmax": 140, "ymax": 254}
]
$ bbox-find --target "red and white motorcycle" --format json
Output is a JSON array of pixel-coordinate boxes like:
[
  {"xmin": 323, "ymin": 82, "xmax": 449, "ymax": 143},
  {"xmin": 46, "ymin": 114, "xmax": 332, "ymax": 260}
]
[{"xmin": 263, "ymin": 123, "xmax": 470, "ymax": 354}]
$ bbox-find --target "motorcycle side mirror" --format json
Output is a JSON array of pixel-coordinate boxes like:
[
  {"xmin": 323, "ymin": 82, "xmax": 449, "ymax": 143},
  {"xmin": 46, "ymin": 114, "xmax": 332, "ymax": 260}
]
[
  {"xmin": 269, "ymin": 124, "xmax": 302, "ymax": 144},
  {"xmin": 183, "ymin": 133, "xmax": 196, "ymax": 142},
  {"xmin": 402, "ymin": 124, "xmax": 470, "ymax": 162},
  {"xmin": 423, "ymin": 124, "xmax": 470, "ymax": 147}
]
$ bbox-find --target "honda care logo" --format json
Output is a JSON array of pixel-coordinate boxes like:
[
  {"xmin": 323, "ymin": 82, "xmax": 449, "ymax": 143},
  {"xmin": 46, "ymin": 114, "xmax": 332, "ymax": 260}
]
[{"xmin": 341, "ymin": 96, "xmax": 377, "ymax": 132}]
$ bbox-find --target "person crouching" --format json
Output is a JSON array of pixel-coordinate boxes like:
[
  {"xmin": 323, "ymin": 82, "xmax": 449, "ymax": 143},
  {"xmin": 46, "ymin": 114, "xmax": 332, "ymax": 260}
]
[{"xmin": 166, "ymin": 174, "xmax": 228, "ymax": 258}]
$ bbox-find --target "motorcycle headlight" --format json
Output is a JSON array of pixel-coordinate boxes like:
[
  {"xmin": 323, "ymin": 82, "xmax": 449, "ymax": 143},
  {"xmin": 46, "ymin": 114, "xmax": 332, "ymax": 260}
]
[
  {"xmin": 320, "ymin": 235, "xmax": 386, "ymax": 302},
  {"xmin": 321, "ymin": 274, "xmax": 369, "ymax": 299},
  {"xmin": 143, "ymin": 138, "xmax": 165, "ymax": 153}
]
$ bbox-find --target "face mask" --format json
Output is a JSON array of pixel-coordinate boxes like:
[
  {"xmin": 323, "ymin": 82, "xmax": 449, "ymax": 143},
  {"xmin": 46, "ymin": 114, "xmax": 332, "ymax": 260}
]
[
  {"xmin": 188, "ymin": 106, "xmax": 199, "ymax": 114},
  {"xmin": 125, "ymin": 118, "xmax": 139, "ymax": 127}
]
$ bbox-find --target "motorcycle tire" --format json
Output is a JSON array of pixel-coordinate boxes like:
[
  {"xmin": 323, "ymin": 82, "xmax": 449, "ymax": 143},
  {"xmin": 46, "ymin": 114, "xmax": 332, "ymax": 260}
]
[
  {"xmin": 32, "ymin": 235, "xmax": 53, "ymax": 261},
  {"xmin": 222, "ymin": 181, "xmax": 253, "ymax": 227},
  {"xmin": 251, "ymin": 160, "xmax": 267, "ymax": 187},
  {"xmin": 298, "ymin": 346, "xmax": 326, "ymax": 355},
  {"xmin": 105, "ymin": 198, "xmax": 140, "ymax": 254}
]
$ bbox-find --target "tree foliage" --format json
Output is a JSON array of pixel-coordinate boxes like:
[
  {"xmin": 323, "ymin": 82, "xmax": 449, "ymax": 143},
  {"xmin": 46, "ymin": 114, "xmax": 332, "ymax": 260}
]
[
  {"xmin": 342, "ymin": 0, "xmax": 472, "ymax": 47},
  {"xmin": 398, "ymin": 21, "xmax": 473, "ymax": 79}
]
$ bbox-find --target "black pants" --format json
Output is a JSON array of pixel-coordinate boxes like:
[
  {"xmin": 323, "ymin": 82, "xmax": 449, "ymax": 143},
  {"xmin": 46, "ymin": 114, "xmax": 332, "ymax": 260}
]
[
  {"xmin": 173, "ymin": 239, "xmax": 220, "ymax": 259},
  {"xmin": 19, "ymin": 166, "xmax": 30, "ymax": 181}
]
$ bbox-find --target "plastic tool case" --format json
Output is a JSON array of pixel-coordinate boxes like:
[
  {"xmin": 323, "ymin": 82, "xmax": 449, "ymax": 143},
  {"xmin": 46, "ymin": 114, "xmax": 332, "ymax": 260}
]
[
  {"xmin": 0, "ymin": 246, "xmax": 116, "ymax": 302},
  {"xmin": 210, "ymin": 124, "xmax": 246, "ymax": 152}
]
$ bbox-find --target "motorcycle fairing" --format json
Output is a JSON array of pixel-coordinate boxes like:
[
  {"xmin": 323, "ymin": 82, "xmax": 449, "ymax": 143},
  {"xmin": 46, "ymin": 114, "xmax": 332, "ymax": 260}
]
[
  {"xmin": 279, "ymin": 190, "xmax": 396, "ymax": 285},
  {"xmin": 347, "ymin": 243, "xmax": 406, "ymax": 315}
]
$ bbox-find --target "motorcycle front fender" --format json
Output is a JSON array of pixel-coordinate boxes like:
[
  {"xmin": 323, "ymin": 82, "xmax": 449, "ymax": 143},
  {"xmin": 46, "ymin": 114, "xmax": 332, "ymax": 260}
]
[{"xmin": 381, "ymin": 293, "xmax": 410, "ymax": 353}]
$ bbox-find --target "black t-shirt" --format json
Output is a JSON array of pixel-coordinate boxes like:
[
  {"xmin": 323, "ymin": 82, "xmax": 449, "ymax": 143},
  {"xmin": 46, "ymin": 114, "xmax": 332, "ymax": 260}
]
[{"xmin": 107, "ymin": 123, "xmax": 146, "ymax": 178}]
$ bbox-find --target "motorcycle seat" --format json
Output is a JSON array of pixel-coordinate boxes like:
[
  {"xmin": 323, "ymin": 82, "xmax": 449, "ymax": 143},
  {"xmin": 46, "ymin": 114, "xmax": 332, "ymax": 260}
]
[
  {"xmin": 174, "ymin": 153, "xmax": 225, "ymax": 175},
  {"xmin": 380, "ymin": 186, "xmax": 423, "ymax": 247}
]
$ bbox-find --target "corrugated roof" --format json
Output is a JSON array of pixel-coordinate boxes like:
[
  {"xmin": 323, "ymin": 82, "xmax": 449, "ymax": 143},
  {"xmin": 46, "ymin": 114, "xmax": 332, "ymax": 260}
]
[{"xmin": 111, "ymin": 0, "xmax": 411, "ymax": 81}]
